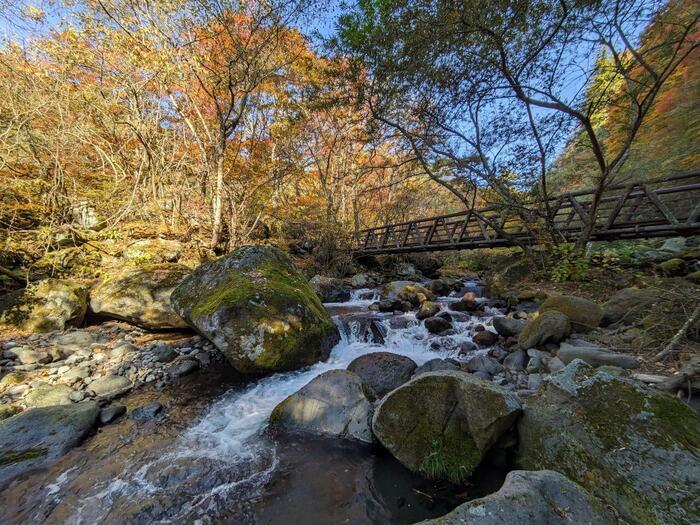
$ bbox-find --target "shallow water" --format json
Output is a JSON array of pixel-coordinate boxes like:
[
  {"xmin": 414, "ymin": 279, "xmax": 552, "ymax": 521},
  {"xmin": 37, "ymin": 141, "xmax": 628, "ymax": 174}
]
[{"xmin": 0, "ymin": 281, "xmax": 506, "ymax": 524}]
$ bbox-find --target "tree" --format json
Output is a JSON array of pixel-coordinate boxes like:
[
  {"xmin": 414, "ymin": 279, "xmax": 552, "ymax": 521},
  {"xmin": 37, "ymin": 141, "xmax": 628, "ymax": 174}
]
[{"xmin": 336, "ymin": 0, "xmax": 700, "ymax": 247}]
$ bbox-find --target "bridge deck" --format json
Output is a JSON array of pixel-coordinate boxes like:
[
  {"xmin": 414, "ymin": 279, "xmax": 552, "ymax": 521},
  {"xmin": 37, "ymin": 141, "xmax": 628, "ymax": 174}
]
[{"xmin": 353, "ymin": 172, "xmax": 700, "ymax": 255}]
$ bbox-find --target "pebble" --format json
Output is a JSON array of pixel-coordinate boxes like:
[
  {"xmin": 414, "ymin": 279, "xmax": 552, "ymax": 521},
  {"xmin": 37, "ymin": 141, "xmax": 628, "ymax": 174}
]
[
  {"xmin": 7, "ymin": 384, "xmax": 30, "ymax": 397},
  {"xmin": 69, "ymin": 390, "xmax": 87, "ymax": 402}
]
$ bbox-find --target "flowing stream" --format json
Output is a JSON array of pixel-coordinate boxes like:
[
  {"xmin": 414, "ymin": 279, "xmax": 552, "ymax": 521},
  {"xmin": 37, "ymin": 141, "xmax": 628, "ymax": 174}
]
[{"xmin": 1, "ymin": 281, "xmax": 507, "ymax": 524}]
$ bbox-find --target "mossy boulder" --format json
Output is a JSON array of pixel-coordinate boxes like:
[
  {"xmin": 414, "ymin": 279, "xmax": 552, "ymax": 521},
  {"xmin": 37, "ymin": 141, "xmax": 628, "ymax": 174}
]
[
  {"xmin": 171, "ymin": 245, "xmax": 340, "ymax": 374},
  {"xmin": 517, "ymin": 361, "xmax": 700, "ymax": 525},
  {"xmin": 687, "ymin": 270, "xmax": 700, "ymax": 284},
  {"xmin": 416, "ymin": 470, "xmax": 616, "ymax": 525},
  {"xmin": 0, "ymin": 402, "xmax": 99, "ymax": 487},
  {"xmin": 90, "ymin": 263, "xmax": 190, "ymax": 329},
  {"xmin": 538, "ymin": 295, "xmax": 602, "ymax": 332},
  {"xmin": 0, "ymin": 279, "xmax": 88, "ymax": 333},
  {"xmin": 269, "ymin": 369, "xmax": 373, "ymax": 443},
  {"xmin": 657, "ymin": 257, "xmax": 687, "ymax": 276},
  {"xmin": 372, "ymin": 370, "xmax": 521, "ymax": 484},
  {"xmin": 518, "ymin": 311, "xmax": 571, "ymax": 349},
  {"xmin": 601, "ymin": 287, "xmax": 657, "ymax": 327}
]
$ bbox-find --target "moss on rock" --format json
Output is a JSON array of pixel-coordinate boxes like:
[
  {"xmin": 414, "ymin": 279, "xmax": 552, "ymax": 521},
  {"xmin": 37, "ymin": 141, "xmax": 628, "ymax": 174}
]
[
  {"xmin": 517, "ymin": 361, "xmax": 700, "ymax": 525},
  {"xmin": 0, "ymin": 279, "xmax": 88, "ymax": 333},
  {"xmin": 372, "ymin": 371, "xmax": 521, "ymax": 485},
  {"xmin": 171, "ymin": 245, "xmax": 340, "ymax": 374}
]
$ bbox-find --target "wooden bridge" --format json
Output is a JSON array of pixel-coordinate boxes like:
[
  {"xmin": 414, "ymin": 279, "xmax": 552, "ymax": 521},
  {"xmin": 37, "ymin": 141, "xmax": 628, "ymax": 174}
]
[{"xmin": 353, "ymin": 172, "xmax": 700, "ymax": 255}]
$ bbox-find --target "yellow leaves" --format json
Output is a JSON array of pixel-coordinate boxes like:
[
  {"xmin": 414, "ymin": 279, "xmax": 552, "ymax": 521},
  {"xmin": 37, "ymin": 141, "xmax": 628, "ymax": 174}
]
[{"xmin": 23, "ymin": 5, "xmax": 44, "ymax": 22}]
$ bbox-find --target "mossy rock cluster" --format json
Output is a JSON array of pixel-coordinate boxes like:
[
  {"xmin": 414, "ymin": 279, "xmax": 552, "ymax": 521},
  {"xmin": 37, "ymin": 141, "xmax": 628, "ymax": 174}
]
[
  {"xmin": 372, "ymin": 370, "xmax": 521, "ymax": 484},
  {"xmin": 171, "ymin": 245, "xmax": 340, "ymax": 374},
  {"xmin": 0, "ymin": 279, "xmax": 88, "ymax": 333},
  {"xmin": 517, "ymin": 361, "xmax": 700, "ymax": 525}
]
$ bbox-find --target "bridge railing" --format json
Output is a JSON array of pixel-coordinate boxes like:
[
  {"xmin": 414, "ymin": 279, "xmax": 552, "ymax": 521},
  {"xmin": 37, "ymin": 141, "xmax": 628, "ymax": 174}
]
[{"xmin": 353, "ymin": 172, "xmax": 700, "ymax": 255}]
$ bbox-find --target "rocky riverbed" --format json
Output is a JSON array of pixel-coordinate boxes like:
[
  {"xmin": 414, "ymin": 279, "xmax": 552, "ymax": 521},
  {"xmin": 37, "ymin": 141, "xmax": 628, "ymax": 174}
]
[{"xmin": 1, "ymin": 245, "xmax": 698, "ymax": 524}]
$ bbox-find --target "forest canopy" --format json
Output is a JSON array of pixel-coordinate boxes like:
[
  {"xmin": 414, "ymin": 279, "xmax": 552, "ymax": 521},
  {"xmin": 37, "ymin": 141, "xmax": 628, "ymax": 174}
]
[{"xmin": 0, "ymin": 0, "xmax": 698, "ymax": 277}]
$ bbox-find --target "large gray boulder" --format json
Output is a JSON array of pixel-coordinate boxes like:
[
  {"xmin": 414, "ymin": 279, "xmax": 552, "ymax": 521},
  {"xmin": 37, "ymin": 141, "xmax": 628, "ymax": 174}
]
[
  {"xmin": 0, "ymin": 402, "xmax": 99, "ymax": 487},
  {"xmin": 90, "ymin": 263, "xmax": 190, "ymax": 329},
  {"xmin": 309, "ymin": 275, "xmax": 351, "ymax": 303},
  {"xmin": 416, "ymin": 470, "xmax": 615, "ymax": 524},
  {"xmin": 601, "ymin": 287, "xmax": 657, "ymax": 327},
  {"xmin": 372, "ymin": 371, "xmax": 521, "ymax": 484},
  {"xmin": 517, "ymin": 361, "xmax": 700, "ymax": 525},
  {"xmin": 347, "ymin": 352, "xmax": 417, "ymax": 400},
  {"xmin": 269, "ymin": 369, "xmax": 373, "ymax": 443},
  {"xmin": 538, "ymin": 295, "xmax": 602, "ymax": 332},
  {"xmin": 0, "ymin": 279, "xmax": 88, "ymax": 333},
  {"xmin": 518, "ymin": 311, "xmax": 571, "ymax": 349},
  {"xmin": 171, "ymin": 246, "xmax": 340, "ymax": 375}
]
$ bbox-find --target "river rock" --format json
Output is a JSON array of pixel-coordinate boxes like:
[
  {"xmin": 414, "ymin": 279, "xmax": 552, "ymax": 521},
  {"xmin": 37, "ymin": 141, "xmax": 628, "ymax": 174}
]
[
  {"xmin": 601, "ymin": 287, "xmax": 657, "ymax": 327},
  {"xmin": 24, "ymin": 383, "xmax": 74, "ymax": 407},
  {"xmin": 372, "ymin": 370, "xmax": 521, "ymax": 483},
  {"xmin": 171, "ymin": 245, "xmax": 340, "ymax": 375},
  {"xmin": 415, "ymin": 470, "xmax": 615, "ymax": 525},
  {"xmin": 416, "ymin": 301, "xmax": 441, "ymax": 321},
  {"xmin": 350, "ymin": 273, "xmax": 373, "ymax": 288},
  {"xmin": 557, "ymin": 341, "xmax": 640, "ymax": 369},
  {"xmin": 413, "ymin": 358, "xmax": 461, "ymax": 376},
  {"xmin": 503, "ymin": 350, "xmax": 529, "ymax": 371},
  {"xmin": 381, "ymin": 281, "xmax": 433, "ymax": 306},
  {"xmin": 49, "ymin": 330, "xmax": 99, "ymax": 355},
  {"xmin": 89, "ymin": 375, "xmax": 132, "ymax": 397},
  {"xmin": 11, "ymin": 348, "xmax": 52, "ymax": 365},
  {"xmin": 517, "ymin": 360, "xmax": 700, "ymax": 525},
  {"xmin": 123, "ymin": 238, "xmax": 183, "ymax": 263},
  {"xmin": 463, "ymin": 355, "xmax": 504, "ymax": 376},
  {"xmin": 131, "ymin": 401, "xmax": 164, "ymax": 422},
  {"xmin": 492, "ymin": 316, "xmax": 526, "ymax": 337},
  {"xmin": 90, "ymin": 263, "xmax": 190, "ymax": 330},
  {"xmin": 429, "ymin": 279, "xmax": 454, "ymax": 296},
  {"xmin": 424, "ymin": 316, "xmax": 452, "ymax": 334},
  {"xmin": 472, "ymin": 330, "xmax": 498, "ymax": 347},
  {"xmin": 168, "ymin": 357, "xmax": 200, "ymax": 377},
  {"xmin": 538, "ymin": 295, "xmax": 602, "ymax": 332},
  {"xmin": 347, "ymin": 352, "xmax": 417, "ymax": 401},
  {"xmin": 0, "ymin": 402, "xmax": 99, "ymax": 487},
  {"xmin": 0, "ymin": 279, "xmax": 88, "ymax": 333},
  {"xmin": 269, "ymin": 369, "xmax": 373, "ymax": 443},
  {"xmin": 309, "ymin": 275, "xmax": 351, "ymax": 303},
  {"xmin": 518, "ymin": 311, "xmax": 571, "ymax": 349},
  {"xmin": 99, "ymin": 404, "xmax": 126, "ymax": 425}
]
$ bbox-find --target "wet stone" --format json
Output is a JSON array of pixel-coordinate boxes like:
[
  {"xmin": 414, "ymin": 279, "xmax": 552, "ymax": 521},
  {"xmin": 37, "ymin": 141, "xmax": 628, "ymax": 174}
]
[
  {"xmin": 99, "ymin": 404, "xmax": 127, "ymax": 425},
  {"xmin": 130, "ymin": 402, "xmax": 165, "ymax": 422}
]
